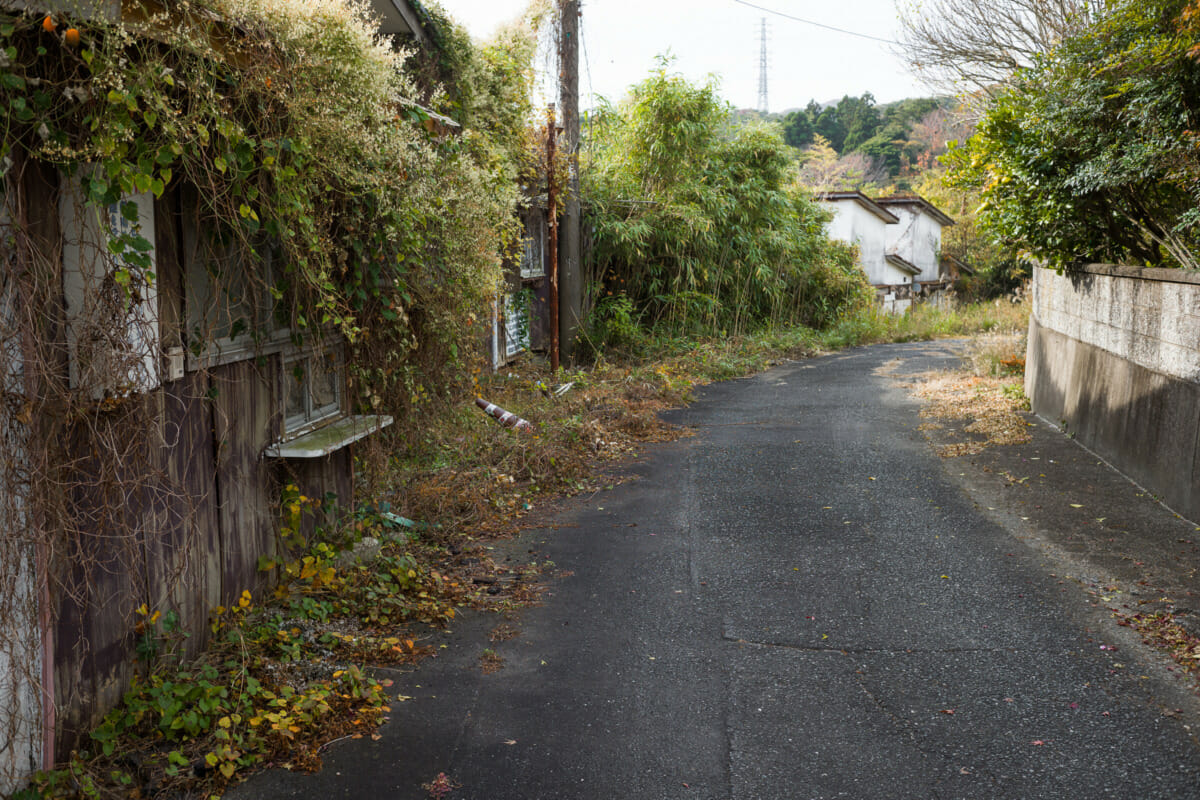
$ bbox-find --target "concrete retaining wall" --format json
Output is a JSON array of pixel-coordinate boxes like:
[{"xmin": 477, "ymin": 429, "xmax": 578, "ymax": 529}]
[{"xmin": 1026, "ymin": 264, "xmax": 1200, "ymax": 520}]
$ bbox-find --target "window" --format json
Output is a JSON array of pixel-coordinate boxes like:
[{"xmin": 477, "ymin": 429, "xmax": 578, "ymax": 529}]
[
  {"xmin": 282, "ymin": 346, "xmax": 343, "ymax": 437},
  {"xmin": 503, "ymin": 291, "xmax": 529, "ymax": 358},
  {"xmin": 180, "ymin": 190, "xmax": 280, "ymax": 369},
  {"xmin": 60, "ymin": 178, "xmax": 160, "ymax": 397},
  {"xmin": 519, "ymin": 213, "xmax": 545, "ymax": 279}
]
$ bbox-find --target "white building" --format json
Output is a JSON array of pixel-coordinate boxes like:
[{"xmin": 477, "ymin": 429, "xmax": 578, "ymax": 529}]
[
  {"xmin": 874, "ymin": 195, "xmax": 956, "ymax": 288},
  {"xmin": 818, "ymin": 192, "xmax": 959, "ymax": 313}
]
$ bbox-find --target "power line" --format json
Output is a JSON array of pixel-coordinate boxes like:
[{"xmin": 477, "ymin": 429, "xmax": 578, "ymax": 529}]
[{"xmin": 730, "ymin": 0, "xmax": 901, "ymax": 46}]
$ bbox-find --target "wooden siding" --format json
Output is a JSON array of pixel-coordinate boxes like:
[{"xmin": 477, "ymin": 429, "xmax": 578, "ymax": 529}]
[
  {"xmin": 211, "ymin": 358, "xmax": 280, "ymax": 601},
  {"xmin": 17, "ymin": 177, "xmax": 359, "ymax": 756},
  {"xmin": 280, "ymin": 449, "xmax": 354, "ymax": 541}
]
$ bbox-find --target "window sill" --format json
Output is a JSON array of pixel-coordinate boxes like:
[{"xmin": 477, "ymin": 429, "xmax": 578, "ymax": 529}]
[{"xmin": 265, "ymin": 415, "xmax": 393, "ymax": 459}]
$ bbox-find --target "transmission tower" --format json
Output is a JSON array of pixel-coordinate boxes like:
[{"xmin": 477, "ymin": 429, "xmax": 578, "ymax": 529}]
[{"xmin": 757, "ymin": 17, "xmax": 769, "ymax": 114}]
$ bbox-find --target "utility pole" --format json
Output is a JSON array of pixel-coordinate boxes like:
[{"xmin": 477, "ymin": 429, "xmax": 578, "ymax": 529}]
[
  {"xmin": 757, "ymin": 17, "xmax": 769, "ymax": 114},
  {"xmin": 558, "ymin": 0, "xmax": 582, "ymax": 365},
  {"xmin": 546, "ymin": 104, "xmax": 559, "ymax": 372}
]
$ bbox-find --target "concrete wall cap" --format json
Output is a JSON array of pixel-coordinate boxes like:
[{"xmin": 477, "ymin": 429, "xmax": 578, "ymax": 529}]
[{"xmin": 1063, "ymin": 263, "xmax": 1200, "ymax": 287}]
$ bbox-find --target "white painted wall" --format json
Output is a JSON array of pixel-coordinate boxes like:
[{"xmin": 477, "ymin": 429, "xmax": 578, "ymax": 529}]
[
  {"xmin": 883, "ymin": 205, "xmax": 943, "ymax": 283},
  {"xmin": 822, "ymin": 200, "xmax": 911, "ymax": 287}
]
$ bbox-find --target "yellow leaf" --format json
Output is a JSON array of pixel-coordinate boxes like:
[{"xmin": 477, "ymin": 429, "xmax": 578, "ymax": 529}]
[
  {"xmin": 220, "ymin": 763, "xmax": 236, "ymax": 779},
  {"xmin": 218, "ymin": 716, "xmax": 231, "ymax": 728}
]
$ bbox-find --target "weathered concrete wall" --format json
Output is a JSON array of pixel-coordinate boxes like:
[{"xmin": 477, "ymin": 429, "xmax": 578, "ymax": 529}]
[{"xmin": 1026, "ymin": 265, "xmax": 1200, "ymax": 519}]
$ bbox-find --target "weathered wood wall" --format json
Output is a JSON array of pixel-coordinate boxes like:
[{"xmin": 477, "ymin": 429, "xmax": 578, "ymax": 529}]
[{"xmin": 6, "ymin": 172, "xmax": 358, "ymax": 756}]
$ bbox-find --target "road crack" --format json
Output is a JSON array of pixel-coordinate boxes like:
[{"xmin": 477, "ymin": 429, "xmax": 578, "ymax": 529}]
[{"xmin": 720, "ymin": 635, "xmax": 1025, "ymax": 656}]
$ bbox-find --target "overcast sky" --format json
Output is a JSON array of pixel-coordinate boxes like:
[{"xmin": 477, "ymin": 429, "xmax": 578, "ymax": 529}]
[{"xmin": 431, "ymin": 0, "xmax": 935, "ymax": 113}]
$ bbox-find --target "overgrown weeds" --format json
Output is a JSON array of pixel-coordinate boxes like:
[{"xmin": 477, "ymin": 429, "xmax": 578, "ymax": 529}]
[
  {"xmin": 819, "ymin": 297, "xmax": 1029, "ymax": 349},
  {"xmin": 21, "ymin": 508, "xmax": 536, "ymax": 799},
  {"xmin": 886, "ymin": 298, "xmax": 1032, "ymax": 457}
]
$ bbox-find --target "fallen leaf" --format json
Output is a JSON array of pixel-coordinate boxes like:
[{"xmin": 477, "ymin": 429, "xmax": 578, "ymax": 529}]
[
  {"xmin": 504, "ymin": 739, "xmax": 517, "ymax": 745},
  {"xmin": 1031, "ymin": 740, "xmax": 1045, "ymax": 746},
  {"xmin": 940, "ymin": 708, "xmax": 956, "ymax": 715},
  {"xmin": 1070, "ymin": 504, "xmax": 1083, "ymax": 508}
]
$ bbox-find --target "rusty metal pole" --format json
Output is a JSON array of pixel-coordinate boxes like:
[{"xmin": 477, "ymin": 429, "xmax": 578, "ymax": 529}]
[{"xmin": 547, "ymin": 104, "xmax": 560, "ymax": 373}]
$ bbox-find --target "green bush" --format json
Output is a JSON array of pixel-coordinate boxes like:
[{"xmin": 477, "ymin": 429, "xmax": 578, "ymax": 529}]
[{"xmin": 582, "ymin": 62, "xmax": 872, "ymax": 341}]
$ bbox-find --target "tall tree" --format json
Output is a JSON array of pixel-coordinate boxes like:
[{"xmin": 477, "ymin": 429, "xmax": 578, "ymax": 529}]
[
  {"xmin": 945, "ymin": 0, "xmax": 1200, "ymax": 268},
  {"xmin": 782, "ymin": 109, "xmax": 815, "ymax": 148},
  {"xmin": 813, "ymin": 105, "xmax": 847, "ymax": 152},
  {"xmin": 583, "ymin": 70, "xmax": 870, "ymax": 335},
  {"xmin": 837, "ymin": 93, "xmax": 881, "ymax": 152},
  {"xmin": 897, "ymin": 0, "xmax": 1107, "ymax": 95}
]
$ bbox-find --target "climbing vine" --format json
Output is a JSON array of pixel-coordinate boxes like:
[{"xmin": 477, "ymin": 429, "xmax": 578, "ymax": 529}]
[
  {"xmin": 0, "ymin": 0, "xmax": 540, "ymax": 405},
  {"xmin": 0, "ymin": 0, "xmax": 546, "ymax": 791}
]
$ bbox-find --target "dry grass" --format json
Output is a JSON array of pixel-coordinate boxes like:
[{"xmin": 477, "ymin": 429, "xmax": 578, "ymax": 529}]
[
  {"xmin": 893, "ymin": 324, "xmax": 1033, "ymax": 458},
  {"xmin": 909, "ymin": 372, "xmax": 1032, "ymax": 456}
]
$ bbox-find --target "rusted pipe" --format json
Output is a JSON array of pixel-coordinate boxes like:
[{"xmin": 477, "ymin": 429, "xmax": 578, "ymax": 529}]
[{"xmin": 475, "ymin": 398, "xmax": 533, "ymax": 432}]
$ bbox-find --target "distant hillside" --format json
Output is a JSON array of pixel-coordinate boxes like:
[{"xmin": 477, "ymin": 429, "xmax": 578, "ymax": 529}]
[{"xmin": 739, "ymin": 94, "xmax": 974, "ymax": 187}]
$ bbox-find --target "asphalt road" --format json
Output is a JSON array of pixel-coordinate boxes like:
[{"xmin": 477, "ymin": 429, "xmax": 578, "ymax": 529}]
[{"xmin": 234, "ymin": 341, "xmax": 1200, "ymax": 799}]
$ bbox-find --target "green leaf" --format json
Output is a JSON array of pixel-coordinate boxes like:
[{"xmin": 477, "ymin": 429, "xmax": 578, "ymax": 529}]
[{"xmin": 88, "ymin": 176, "xmax": 109, "ymax": 200}]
